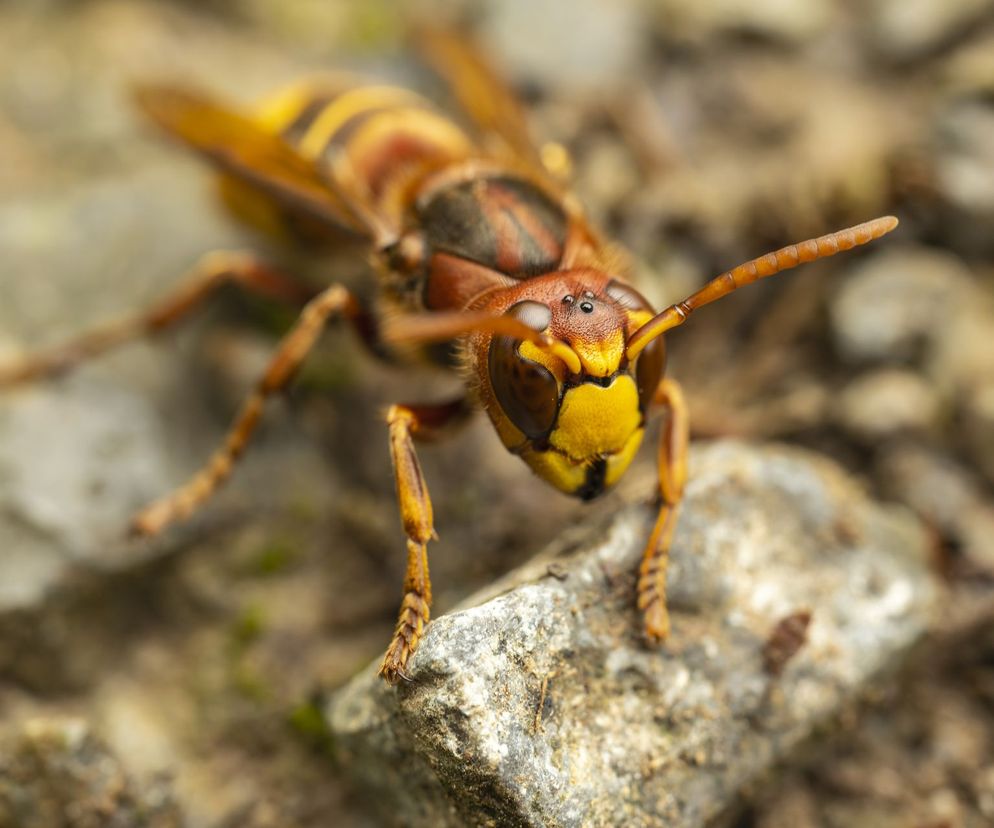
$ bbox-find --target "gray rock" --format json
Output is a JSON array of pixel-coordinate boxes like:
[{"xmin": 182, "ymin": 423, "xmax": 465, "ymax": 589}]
[
  {"xmin": 929, "ymin": 291, "xmax": 994, "ymax": 399},
  {"xmin": 963, "ymin": 381, "xmax": 994, "ymax": 485},
  {"xmin": 648, "ymin": 0, "xmax": 839, "ymax": 45},
  {"xmin": 0, "ymin": 717, "xmax": 183, "ymax": 828},
  {"xmin": 931, "ymin": 297, "xmax": 994, "ymax": 485},
  {"xmin": 835, "ymin": 369, "xmax": 940, "ymax": 440},
  {"xmin": 877, "ymin": 443, "xmax": 994, "ymax": 575},
  {"xmin": 830, "ymin": 247, "xmax": 974, "ymax": 363},
  {"xmin": 0, "ymin": 365, "xmax": 339, "ymax": 690},
  {"xmin": 935, "ymin": 101, "xmax": 994, "ymax": 238},
  {"xmin": 480, "ymin": 0, "xmax": 644, "ymax": 90},
  {"xmin": 0, "ymin": 380, "xmax": 175, "ymax": 579},
  {"xmin": 0, "ymin": 376, "xmax": 185, "ymax": 689},
  {"xmin": 866, "ymin": 0, "xmax": 994, "ymax": 61},
  {"xmin": 328, "ymin": 442, "xmax": 936, "ymax": 828}
]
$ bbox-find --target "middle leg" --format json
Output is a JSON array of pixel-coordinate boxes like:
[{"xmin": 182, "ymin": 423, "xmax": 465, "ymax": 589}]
[{"xmin": 131, "ymin": 282, "xmax": 362, "ymax": 537}]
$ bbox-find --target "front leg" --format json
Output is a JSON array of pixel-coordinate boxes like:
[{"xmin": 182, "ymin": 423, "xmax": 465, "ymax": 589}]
[
  {"xmin": 379, "ymin": 399, "xmax": 472, "ymax": 685},
  {"xmin": 637, "ymin": 378, "xmax": 690, "ymax": 642}
]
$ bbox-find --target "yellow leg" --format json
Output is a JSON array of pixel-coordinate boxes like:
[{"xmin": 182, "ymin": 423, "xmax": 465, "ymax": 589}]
[
  {"xmin": 131, "ymin": 283, "xmax": 359, "ymax": 537},
  {"xmin": 637, "ymin": 378, "xmax": 690, "ymax": 642},
  {"xmin": 378, "ymin": 399, "xmax": 471, "ymax": 685},
  {"xmin": 0, "ymin": 251, "xmax": 317, "ymax": 388}
]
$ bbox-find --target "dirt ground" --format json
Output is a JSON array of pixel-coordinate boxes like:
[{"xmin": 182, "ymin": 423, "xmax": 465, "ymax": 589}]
[{"xmin": 1, "ymin": 0, "xmax": 993, "ymax": 826}]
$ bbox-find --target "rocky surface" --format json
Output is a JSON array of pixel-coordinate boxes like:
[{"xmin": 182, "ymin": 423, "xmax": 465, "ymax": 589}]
[
  {"xmin": 329, "ymin": 442, "xmax": 937, "ymax": 828},
  {"xmin": 1, "ymin": 0, "xmax": 993, "ymax": 825},
  {"xmin": 0, "ymin": 718, "xmax": 183, "ymax": 828}
]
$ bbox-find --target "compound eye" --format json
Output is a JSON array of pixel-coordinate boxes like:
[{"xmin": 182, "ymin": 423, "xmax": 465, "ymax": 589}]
[
  {"xmin": 606, "ymin": 280, "xmax": 665, "ymax": 410},
  {"xmin": 606, "ymin": 279, "xmax": 653, "ymax": 313},
  {"xmin": 488, "ymin": 301, "xmax": 560, "ymax": 440}
]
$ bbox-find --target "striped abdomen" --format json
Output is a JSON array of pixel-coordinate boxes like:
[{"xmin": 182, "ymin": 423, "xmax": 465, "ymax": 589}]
[
  {"xmin": 237, "ymin": 81, "xmax": 476, "ymax": 239},
  {"xmin": 222, "ymin": 80, "xmax": 573, "ymax": 318}
]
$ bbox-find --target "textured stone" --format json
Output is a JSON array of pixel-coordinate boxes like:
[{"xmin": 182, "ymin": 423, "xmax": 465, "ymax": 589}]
[
  {"xmin": 935, "ymin": 101, "xmax": 994, "ymax": 243},
  {"xmin": 0, "ymin": 363, "xmax": 340, "ymax": 690},
  {"xmin": 649, "ymin": 0, "xmax": 838, "ymax": 45},
  {"xmin": 830, "ymin": 247, "xmax": 974, "ymax": 363},
  {"xmin": 0, "ymin": 718, "xmax": 183, "ymax": 828},
  {"xmin": 835, "ymin": 369, "xmax": 940, "ymax": 440},
  {"xmin": 877, "ymin": 444, "xmax": 994, "ymax": 576},
  {"xmin": 480, "ymin": 0, "xmax": 644, "ymax": 90},
  {"xmin": 328, "ymin": 442, "xmax": 937, "ymax": 828},
  {"xmin": 0, "ymin": 376, "xmax": 184, "ymax": 689},
  {"xmin": 866, "ymin": 0, "xmax": 994, "ymax": 61}
]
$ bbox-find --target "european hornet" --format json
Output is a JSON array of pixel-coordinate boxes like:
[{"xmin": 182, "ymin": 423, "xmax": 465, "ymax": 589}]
[{"xmin": 0, "ymin": 30, "xmax": 898, "ymax": 683}]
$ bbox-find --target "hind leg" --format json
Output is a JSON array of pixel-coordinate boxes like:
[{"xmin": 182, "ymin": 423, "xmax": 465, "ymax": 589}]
[{"xmin": 0, "ymin": 251, "xmax": 316, "ymax": 388}]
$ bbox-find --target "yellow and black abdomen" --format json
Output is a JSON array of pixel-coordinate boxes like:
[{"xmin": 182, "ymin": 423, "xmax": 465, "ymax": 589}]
[{"xmin": 218, "ymin": 80, "xmax": 476, "ymax": 244}]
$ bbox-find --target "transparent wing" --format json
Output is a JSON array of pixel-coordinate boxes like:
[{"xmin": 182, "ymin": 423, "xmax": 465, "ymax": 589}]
[
  {"xmin": 413, "ymin": 27, "xmax": 548, "ymax": 177},
  {"xmin": 134, "ymin": 83, "xmax": 380, "ymax": 239}
]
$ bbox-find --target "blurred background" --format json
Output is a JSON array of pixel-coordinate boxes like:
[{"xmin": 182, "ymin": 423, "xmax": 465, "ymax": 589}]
[{"xmin": 0, "ymin": 0, "xmax": 993, "ymax": 825}]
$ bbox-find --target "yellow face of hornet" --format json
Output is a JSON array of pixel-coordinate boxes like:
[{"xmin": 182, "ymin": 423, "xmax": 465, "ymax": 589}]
[{"xmin": 482, "ymin": 272, "xmax": 665, "ymax": 500}]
